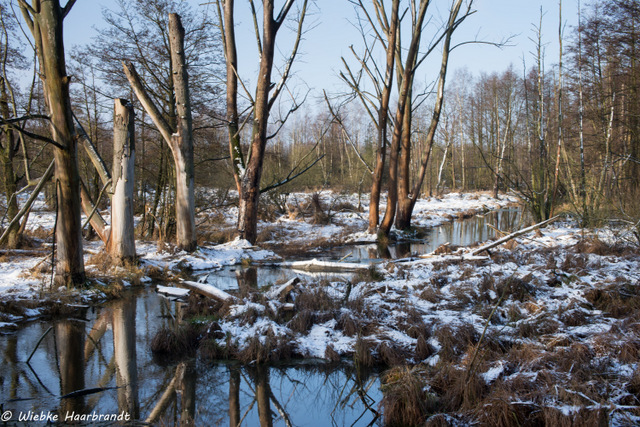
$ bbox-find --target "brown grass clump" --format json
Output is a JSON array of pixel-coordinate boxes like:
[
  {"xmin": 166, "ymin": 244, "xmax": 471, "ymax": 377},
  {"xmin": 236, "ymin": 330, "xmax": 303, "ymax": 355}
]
[
  {"xmin": 430, "ymin": 363, "xmax": 486, "ymax": 412},
  {"xmin": 475, "ymin": 391, "xmax": 540, "ymax": 427},
  {"xmin": 324, "ymin": 344, "xmax": 341, "ymax": 362},
  {"xmin": 354, "ymin": 337, "xmax": 376, "ymax": 367},
  {"xmin": 379, "ymin": 341, "xmax": 411, "ymax": 366},
  {"xmin": 561, "ymin": 253, "xmax": 588, "ymax": 273},
  {"xmin": 584, "ymin": 283, "xmax": 640, "ymax": 318},
  {"xmin": 151, "ymin": 323, "xmax": 203, "ymax": 359},
  {"xmin": 198, "ymin": 226, "xmax": 236, "ymax": 245},
  {"xmin": 496, "ymin": 277, "xmax": 535, "ymax": 302},
  {"xmin": 236, "ymin": 329, "xmax": 295, "ymax": 364},
  {"xmin": 415, "ymin": 335, "xmax": 435, "ymax": 360},
  {"xmin": 380, "ymin": 366, "xmax": 434, "ymax": 426},
  {"xmin": 419, "ymin": 285, "xmax": 441, "ymax": 303},
  {"xmin": 294, "ymin": 286, "xmax": 339, "ymax": 313},
  {"xmin": 572, "ymin": 237, "xmax": 639, "ymax": 257},
  {"xmin": 353, "ymin": 265, "xmax": 385, "ymax": 283},
  {"xmin": 435, "ymin": 323, "xmax": 479, "ymax": 362},
  {"xmin": 542, "ymin": 406, "xmax": 609, "ymax": 426},
  {"xmin": 287, "ymin": 309, "xmax": 315, "ymax": 333},
  {"xmin": 337, "ymin": 312, "xmax": 359, "ymax": 337}
]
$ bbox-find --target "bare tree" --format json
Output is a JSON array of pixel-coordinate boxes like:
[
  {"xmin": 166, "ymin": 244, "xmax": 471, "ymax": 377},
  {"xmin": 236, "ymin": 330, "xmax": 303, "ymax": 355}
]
[
  {"xmin": 18, "ymin": 0, "xmax": 85, "ymax": 287},
  {"xmin": 123, "ymin": 13, "xmax": 196, "ymax": 251},
  {"xmin": 392, "ymin": 0, "xmax": 473, "ymax": 231},
  {"xmin": 216, "ymin": 0, "xmax": 310, "ymax": 244},
  {"xmin": 340, "ymin": 0, "xmax": 399, "ymax": 234}
]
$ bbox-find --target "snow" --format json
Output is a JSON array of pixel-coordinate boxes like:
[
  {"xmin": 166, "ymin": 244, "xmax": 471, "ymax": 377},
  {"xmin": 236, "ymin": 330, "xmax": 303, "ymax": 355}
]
[
  {"xmin": 481, "ymin": 362, "xmax": 505, "ymax": 384},
  {"xmin": 3, "ymin": 189, "xmax": 640, "ymax": 422},
  {"xmin": 156, "ymin": 285, "xmax": 190, "ymax": 298}
]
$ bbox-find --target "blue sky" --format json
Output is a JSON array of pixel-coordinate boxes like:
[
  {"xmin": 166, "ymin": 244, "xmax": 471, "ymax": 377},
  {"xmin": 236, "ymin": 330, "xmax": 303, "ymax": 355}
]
[{"xmin": 61, "ymin": 0, "xmax": 578, "ymax": 99}]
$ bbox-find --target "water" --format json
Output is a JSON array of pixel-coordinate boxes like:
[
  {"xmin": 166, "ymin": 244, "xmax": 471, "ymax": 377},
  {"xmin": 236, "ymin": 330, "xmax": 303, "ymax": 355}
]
[
  {"xmin": 0, "ymin": 290, "xmax": 381, "ymax": 425},
  {"xmin": 325, "ymin": 207, "xmax": 527, "ymax": 262},
  {"xmin": 0, "ymin": 208, "xmax": 523, "ymax": 425},
  {"xmin": 196, "ymin": 208, "xmax": 526, "ymax": 291}
]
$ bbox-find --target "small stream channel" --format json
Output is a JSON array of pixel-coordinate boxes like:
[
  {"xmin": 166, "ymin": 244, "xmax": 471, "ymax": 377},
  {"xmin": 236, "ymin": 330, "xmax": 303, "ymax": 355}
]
[{"xmin": 0, "ymin": 208, "xmax": 523, "ymax": 425}]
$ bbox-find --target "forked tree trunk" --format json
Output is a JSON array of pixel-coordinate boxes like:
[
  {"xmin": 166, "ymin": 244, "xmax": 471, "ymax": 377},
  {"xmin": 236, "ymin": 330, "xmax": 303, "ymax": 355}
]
[
  {"xmin": 237, "ymin": 2, "xmax": 275, "ymax": 244},
  {"xmin": 123, "ymin": 13, "xmax": 196, "ymax": 251},
  {"xmin": 368, "ymin": 0, "xmax": 400, "ymax": 234},
  {"xmin": 109, "ymin": 99, "xmax": 136, "ymax": 262},
  {"xmin": 21, "ymin": 0, "xmax": 85, "ymax": 286},
  {"xmin": 393, "ymin": 0, "xmax": 464, "ymax": 232}
]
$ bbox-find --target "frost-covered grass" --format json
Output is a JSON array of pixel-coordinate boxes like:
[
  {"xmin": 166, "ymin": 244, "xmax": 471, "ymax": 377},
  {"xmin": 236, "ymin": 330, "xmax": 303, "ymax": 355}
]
[
  {"xmin": 2, "ymin": 190, "xmax": 640, "ymax": 423},
  {"xmin": 184, "ymin": 221, "xmax": 640, "ymax": 425}
]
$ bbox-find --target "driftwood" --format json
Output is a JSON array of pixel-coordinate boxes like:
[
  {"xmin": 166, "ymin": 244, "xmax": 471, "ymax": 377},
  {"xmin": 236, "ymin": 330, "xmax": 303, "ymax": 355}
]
[
  {"xmin": 467, "ymin": 215, "xmax": 561, "ymax": 257},
  {"xmin": 0, "ymin": 249, "xmax": 49, "ymax": 256},
  {"xmin": 0, "ymin": 160, "xmax": 54, "ymax": 246},
  {"xmin": 180, "ymin": 280, "xmax": 235, "ymax": 303},
  {"xmin": 265, "ymin": 277, "xmax": 300, "ymax": 301},
  {"xmin": 156, "ymin": 285, "xmax": 190, "ymax": 299},
  {"xmin": 280, "ymin": 259, "xmax": 368, "ymax": 273}
]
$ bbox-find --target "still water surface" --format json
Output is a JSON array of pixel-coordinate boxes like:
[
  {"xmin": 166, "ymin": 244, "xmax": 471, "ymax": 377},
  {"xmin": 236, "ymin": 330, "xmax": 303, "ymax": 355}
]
[{"xmin": 0, "ymin": 208, "xmax": 523, "ymax": 425}]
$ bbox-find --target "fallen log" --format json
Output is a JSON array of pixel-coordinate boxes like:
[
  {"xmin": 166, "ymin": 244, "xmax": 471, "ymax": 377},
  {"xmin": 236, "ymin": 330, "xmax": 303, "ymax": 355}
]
[
  {"xmin": 467, "ymin": 215, "xmax": 561, "ymax": 257},
  {"xmin": 280, "ymin": 259, "xmax": 369, "ymax": 273},
  {"xmin": 265, "ymin": 277, "xmax": 300, "ymax": 301},
  {"xmin": 156, "ymin": 285, "xmax": 190, "ymax": 299},
  {"xmin": 180, "ymin": 280, "xmax": 235, "ymax": 303}
]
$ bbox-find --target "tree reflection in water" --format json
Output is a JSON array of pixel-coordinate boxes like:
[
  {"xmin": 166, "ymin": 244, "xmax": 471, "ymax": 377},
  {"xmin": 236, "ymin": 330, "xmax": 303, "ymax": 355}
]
[{"xmin": 1, "ymin": 288, "xmax": 381, "ymax": 426}]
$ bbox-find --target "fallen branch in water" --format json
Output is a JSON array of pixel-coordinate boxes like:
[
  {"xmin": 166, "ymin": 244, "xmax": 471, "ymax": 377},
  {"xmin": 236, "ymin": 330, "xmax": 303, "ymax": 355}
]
[{"xmin": 467, "ymin": 215, "xmax": 561, "ymax": 257}]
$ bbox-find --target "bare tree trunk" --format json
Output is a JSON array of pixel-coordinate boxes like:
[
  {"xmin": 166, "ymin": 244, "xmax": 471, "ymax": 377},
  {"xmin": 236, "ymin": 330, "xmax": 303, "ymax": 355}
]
[
  {"xmin": 109, "ymin": 99, "xmax": 136, "ymax": 262},
  {"xmin": 218, "ymin": 0, "xmax": 308, "ymax": 244},
  {"xmin": 169, "ymin": 13, "xmax": 196, "ymax": 251},
  {"xmin": 368, "ymin": 0, "xmax": 399, "ymax": 234},
  {"xmin": 19, "ymin": 0, "xmax": 85, "ymax": 286},
  {"xmin": 379, "ymin": 0, "xmax": 430, "ymax": 237},
  {"xmin": 123, "ymin": 13, "xmax": 196, "ymax": 251},
  {"xmin": 393, "ymin": 0, "xmax": 465, "ymax": 232}
]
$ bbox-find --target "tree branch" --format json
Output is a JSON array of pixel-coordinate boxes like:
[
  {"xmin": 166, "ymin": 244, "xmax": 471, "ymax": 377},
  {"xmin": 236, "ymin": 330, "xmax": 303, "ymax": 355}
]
[
  {"xmin": 122, "ymin": 61, "xmax": 173, "ymax": 144},
  {"xmin": 62, "ymin": 0, "xmax": 77, "ymax": 19}
]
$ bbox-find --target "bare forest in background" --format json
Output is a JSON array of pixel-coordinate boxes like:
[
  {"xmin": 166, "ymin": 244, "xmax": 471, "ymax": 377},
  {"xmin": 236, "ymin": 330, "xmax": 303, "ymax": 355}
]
[{"xmin": 1, "ymin": 0, "xmax": 639, "ymax": 285}]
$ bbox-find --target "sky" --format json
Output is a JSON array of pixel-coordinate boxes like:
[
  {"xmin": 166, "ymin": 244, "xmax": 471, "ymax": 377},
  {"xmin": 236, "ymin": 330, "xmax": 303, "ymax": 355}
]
[{"xmin": 60, "ymin": 0, "xmax": 578, "ymax": 102}]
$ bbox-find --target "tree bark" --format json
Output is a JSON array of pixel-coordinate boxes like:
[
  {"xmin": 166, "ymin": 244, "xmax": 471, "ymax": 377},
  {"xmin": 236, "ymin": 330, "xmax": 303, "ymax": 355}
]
[
  {"xmin": 109, "ymin": 99, "xmax": 136, "ymax": 262},
  {"xmin": 394, "ymin": 0, "xmax": 464, "ymax": 231},
  {"xmin": 368, "ymin": 0, "xmax": 400, "ymax": 234},
  {"xmin": 22, "ymin": 0, "xmax": 85, "ymax": 286},
  {"xmin": 236, "ymin": 2, "xmax": 277, "ymax": 244},
  {"xmin": 122, "ymin": 13, "xmax": 196, "ymax": 251},
  {"xmin": 169, "ymin": 13, "xmax": 196, "ymax": 252}
]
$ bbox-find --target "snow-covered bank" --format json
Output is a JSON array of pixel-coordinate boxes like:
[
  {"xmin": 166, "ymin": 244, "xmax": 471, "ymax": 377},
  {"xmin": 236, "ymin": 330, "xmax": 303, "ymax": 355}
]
[{"xmin": 192, "ymin": 220, "xmax": 640, "ymax": 424}]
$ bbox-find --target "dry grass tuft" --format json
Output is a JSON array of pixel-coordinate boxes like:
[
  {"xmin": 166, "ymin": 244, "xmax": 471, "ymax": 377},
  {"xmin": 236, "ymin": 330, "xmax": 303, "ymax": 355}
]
[
  {"xmin": 379, "ymin": 341, "xmax": 411, "ymax": 366},
  {"xmin": 380, "ymin": 366, "xmax": 434, "ymax": 426},
  {"xmin": 584, "ymin": 283, "xmax": 640, "ymax": 318},
  {"xmin": 324, "ymin": 344, "xmax": 341, "ymax": 362},
  {"xmin": 287, "ymin": 309, "xmax": 315, "ymax": 333},
  {"xmin": 337, "ymin": 312, "xmax": 359, "ymax": 337},
  {"xmin": 542, "ymin": 406, "xmax": 609, "ymax": 426},
  {"xmin": 236, "ymin": 329, "xmax": 295, "ymax": 364},
  {"xmin": 354, "ymin": 337, "xmax": 376, "ymax": 367},
  {"xmin": 151, "ymin": 323, "xmax": 203, "ymax": 359}
]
